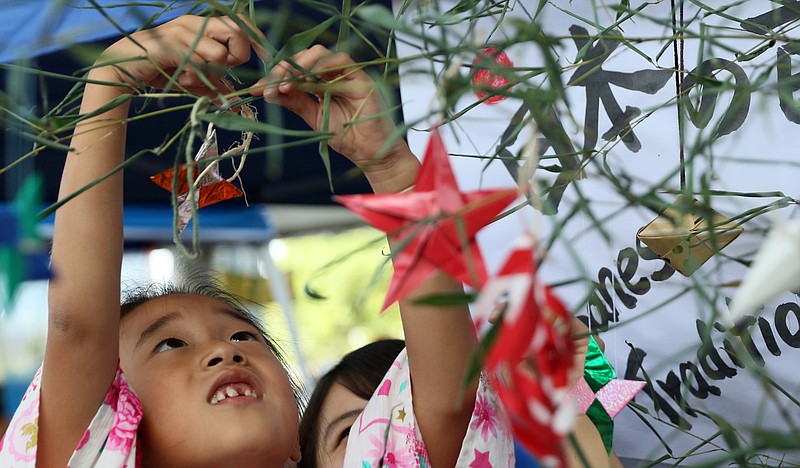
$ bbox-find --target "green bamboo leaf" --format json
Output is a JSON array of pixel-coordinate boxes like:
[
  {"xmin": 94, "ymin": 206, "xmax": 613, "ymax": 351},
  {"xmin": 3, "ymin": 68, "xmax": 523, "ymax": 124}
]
[
  {"xmin": 534, "ymin": 0, "xmax": 548, "ymax": 20},
  {"xmin": 411, "ymin": 291, "xmax": 477, "ymax": 306},
  {"xmin": 319, "ymin": 90, "xmax": 334, "ymax": 192},
  {"xmin": 199, "ymin": 112, "xmax": 332, "ymax": 137},
  {"xmin": 337, "ymin": 0, "xmax": 352, "ymax": 50},
  {"xmin": 283, "ymin": 16, "xmax": 337, "ymax": 56},
  {"xmin": 304, "ymin": 283, "xmax": 327, "ymax": 300},
  {"xmin": 16, "ymin": 175, "xmax": 43, "ymax": 240},
  {"xmin": 735, "ymin": 39, "xmax": 776, "ymax": 62},
  {"xmin": 75, "ymin": 94, "xmax": 134, "ymax": 124},
  {"xmin": 40, "ymin": 115, "xmax": 79, "ymax": 133},
  {"xmin": 38, "ymin": 146, "xmax": 157, "ymax": 220},
  {"xmin": 21, "ymin": 132, "xmax": 73, "ymax": 152},
  {"xmin": 628, "ymin": 403, "xmax": 675, "ymax": 456},
  {"xmin": 355, "ymin": 5, "xmax": 406, "ymax": 33},
  {"xmin": 707, "ymin": 413, "xmax": 740, "ymax": 452},
  {"xmin": 751, "ymin": 429, "xmax": 800, "ymax": 449},
  {"xmin": 462, "ymin": 319, "xmax": 501, "ymax": 389},
  {"xmin": 448, "ymin": 0, "xmax": 479, "ymax": 14},
  {"xmin": 615, "ymin": 0, "xmax": 631, "ymax": 24}
]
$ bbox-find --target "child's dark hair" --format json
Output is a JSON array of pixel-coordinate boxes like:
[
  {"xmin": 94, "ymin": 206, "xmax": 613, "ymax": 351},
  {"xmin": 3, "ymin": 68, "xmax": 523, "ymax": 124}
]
[
  {"xmin": 120, "ymin": 270, "xmax": 305, "ymax": 412},
  {"xmin": 298, "ymin": 338, "xmax": 405, "ymax": 467}
]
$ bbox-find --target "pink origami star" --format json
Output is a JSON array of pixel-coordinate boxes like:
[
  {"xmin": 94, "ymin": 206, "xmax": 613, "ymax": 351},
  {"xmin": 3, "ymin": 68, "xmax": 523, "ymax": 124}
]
[
  {"xmin": 569, "ymin": 376, "xmax": 646, "ymax": 419},
  {"xmin": 336, "ymin": 128, "xmax": 518, "ymax": 310}
]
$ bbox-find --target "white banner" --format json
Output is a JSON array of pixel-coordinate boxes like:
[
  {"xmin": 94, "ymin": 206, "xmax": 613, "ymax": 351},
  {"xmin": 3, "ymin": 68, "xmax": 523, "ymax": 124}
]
[{"xmin": 393, "ymin": 0, "xmax": 800, "ymax": 462}]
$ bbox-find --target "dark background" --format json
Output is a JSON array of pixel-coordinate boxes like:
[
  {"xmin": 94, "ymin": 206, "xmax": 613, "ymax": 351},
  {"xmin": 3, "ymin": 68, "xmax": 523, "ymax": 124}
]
[{"xmin": 0, "ymin": 0, "xmax": 398, "ymax": 205}]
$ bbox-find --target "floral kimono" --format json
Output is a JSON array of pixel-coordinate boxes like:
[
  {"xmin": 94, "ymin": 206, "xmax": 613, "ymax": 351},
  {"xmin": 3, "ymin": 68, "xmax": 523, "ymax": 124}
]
[
  {"xmin": 344, "ymin": 349, "xmax": 515, "ymax": 467},
  {"xmin": 0, "ymin": 366, "xmax": 142, "ymax": 467}
]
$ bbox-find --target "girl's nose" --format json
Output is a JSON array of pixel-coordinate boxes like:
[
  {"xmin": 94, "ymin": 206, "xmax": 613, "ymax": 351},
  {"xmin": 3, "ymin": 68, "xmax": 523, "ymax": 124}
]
[{"xmin": 204, "ymin": 341, "xmax": 246, "ymax": 367}]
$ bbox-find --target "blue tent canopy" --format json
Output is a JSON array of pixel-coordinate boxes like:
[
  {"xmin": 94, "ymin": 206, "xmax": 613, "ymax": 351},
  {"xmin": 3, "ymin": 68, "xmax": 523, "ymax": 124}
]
[
  {"xmin": 0, "ymin": 1, "xmax": 196, "ymax": 63},
  {"xmin": 38, "ymin": 204, "xmax": 277, "ymax": 244}
]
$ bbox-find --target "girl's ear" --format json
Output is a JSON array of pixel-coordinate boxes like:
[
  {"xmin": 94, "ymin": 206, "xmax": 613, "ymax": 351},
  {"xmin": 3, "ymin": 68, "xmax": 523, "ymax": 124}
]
[{"xmin": 288, "ymin": 442, "xmax": 302, "ymax": 465}]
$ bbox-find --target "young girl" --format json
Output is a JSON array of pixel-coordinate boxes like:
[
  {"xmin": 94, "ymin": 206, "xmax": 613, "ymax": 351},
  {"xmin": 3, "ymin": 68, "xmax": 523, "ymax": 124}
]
[
  {"xmin": 257, "ymin": 44, "xmax": 517, "ymax": 467},
  {"xmin": 300, "ymin": 328, "xmax": 621, "ymax": 467},
  {"xmin": 0, "ymin": 13, "xmax": 513, "ymax": 467}
]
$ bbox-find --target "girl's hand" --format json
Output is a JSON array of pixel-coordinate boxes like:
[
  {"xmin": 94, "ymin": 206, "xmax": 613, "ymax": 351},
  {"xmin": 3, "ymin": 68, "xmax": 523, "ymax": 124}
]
[
  {"xmin": 95, "ymin": 15, "xmax": 262, "ymax": 98},
  {"xmin": 251, "ymin": 45, "xmax": 416, "ymax": 188}
]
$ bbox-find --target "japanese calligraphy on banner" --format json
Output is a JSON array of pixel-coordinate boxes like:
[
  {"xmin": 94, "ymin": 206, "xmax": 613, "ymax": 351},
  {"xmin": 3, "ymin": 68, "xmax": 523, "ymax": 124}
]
[{"xmin": 391, "ymin": 0, "xmax": 800, "ymax": 462}]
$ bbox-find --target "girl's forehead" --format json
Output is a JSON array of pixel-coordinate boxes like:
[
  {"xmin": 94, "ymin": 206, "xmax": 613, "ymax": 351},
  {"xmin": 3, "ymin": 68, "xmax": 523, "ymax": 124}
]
[
  {"xmin": 121, "ymin": 294, "xmax": 254, "ymax": 333},
  {"xmin": 127, "ymin": 293, "xmax": 233, "ymax": 316}
]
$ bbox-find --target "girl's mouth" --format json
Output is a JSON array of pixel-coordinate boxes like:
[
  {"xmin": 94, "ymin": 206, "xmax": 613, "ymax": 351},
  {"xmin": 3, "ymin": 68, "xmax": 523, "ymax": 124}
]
[{"xmin": 209, "ymin": 382, "xmax": 258, "ymax": 405}]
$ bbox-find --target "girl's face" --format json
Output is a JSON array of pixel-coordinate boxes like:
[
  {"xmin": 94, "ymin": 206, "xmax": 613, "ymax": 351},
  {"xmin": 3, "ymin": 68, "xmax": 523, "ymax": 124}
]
[
  {"xmin": 314, "ymin": 382, "xmax": 368, "ymax": 468},
  {"xmin": 119, "ymin": 294, "xmax": 300, "ymax": 468}
]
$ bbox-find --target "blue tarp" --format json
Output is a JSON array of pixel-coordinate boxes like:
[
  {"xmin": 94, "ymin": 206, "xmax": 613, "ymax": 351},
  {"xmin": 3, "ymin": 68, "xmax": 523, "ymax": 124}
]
[
  {"xmin": 0, "ymin": 1, "xmax": 199, "ymax": 63},
  {"xmin": 37, "ymin": 203, "xmax": 277, "ymax": 243}
]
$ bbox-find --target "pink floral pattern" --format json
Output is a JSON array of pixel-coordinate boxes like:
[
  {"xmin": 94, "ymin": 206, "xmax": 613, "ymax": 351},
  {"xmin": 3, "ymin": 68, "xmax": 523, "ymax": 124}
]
[
  {"xmin": 343, "ymin": 349, "xmax": 514, "ymax": 467},
  {"xmin": 107, "ymin": 383, "xmax": 142, "ymax": 453},
  {"xmin": 0, "ymin": 365, "xmax": 141, "ymax": 467},
  {"xmin": 471, "ymin": 392, "xmax": 500, "ymax": 442}
]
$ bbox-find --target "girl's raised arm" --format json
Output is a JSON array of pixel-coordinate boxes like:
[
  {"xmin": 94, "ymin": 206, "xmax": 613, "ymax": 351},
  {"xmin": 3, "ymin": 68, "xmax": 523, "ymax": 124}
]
[
  {"xmin": 39, "ymin": 16, "xmax": 255, "ymax": 467},
  {"xmin": 254, "ymin": 47, "xmax": 476, "ymax": 467}
]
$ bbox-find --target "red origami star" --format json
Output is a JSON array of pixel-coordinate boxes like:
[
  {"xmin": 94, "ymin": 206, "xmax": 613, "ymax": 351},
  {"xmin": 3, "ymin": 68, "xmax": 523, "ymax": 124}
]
[
  {"xmin": 151, "ymin": 129, "xmax": 243, "ymax": 234},
  {"xmin": 335, "ymin": 128, "xmax": 518, "ymax": 310}
]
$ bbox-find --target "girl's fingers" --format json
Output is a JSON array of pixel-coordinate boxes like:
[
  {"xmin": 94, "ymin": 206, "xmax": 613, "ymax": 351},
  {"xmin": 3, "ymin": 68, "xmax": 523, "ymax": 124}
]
[
  {"xmin": 262, "ymin": 60, "xmax": 319, "ymax": 116},
  {"xmin": 277, "ymin": 46, "xmax": 334, "ymax": 83},
  {"xmin": 260, "ymin": 46, "xmax": 346, "ymax": 100},
  {"xmin": 288, "ymin": 45, "xmax": 334, "ymax": 71},
  {"xmin": 273, "ymin": 91, "xmax": 319, "ymax": 127},
  {"xmin": 208, "ymin": 18, "xmax": 253, "ymax": 66},
  {"xmin": 261, "ymin": 58, "xmax": 303, "ymax": 100},
  {"xmin": 310, "ymin": 50, "xmax": 358, "ymax": 76},
  {"xmin": 235, "ymin": 14, "xmax": 271, "ymax": 63},
  {"xmin": 249, "ymin": 77, "xmax": 268, "ymax": 95}
]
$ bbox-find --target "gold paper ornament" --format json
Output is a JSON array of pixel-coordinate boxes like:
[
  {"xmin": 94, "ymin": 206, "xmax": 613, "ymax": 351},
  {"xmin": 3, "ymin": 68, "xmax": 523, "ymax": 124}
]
[{"xmin": 636, "ymin": 196, "xmax": 743, "ymax": 276}]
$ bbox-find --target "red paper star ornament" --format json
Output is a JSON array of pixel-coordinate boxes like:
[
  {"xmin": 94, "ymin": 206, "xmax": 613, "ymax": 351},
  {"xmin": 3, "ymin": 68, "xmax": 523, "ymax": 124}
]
[
  {"xmin": 336, "ymin": 129, "xmax": 518, "ymax": 310},
  {"xmin": 150, "ymin": 129, "xmax": 243, "ymax": 233}
]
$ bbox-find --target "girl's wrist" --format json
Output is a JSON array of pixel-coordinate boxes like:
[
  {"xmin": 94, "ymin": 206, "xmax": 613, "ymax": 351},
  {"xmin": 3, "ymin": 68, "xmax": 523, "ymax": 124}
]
[
  {"xmin": 86, "ymin": 66, "xmax": 135, "ymax": 96},
  {"xmin": 362, "ymin": 144, "xmax": 419, "ymax": 194}
]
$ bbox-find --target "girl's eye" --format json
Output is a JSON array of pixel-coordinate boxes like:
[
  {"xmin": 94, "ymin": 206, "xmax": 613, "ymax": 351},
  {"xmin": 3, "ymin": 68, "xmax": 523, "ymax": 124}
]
[
  {"xmin": 336, "ymin": 428, "xmax": 350, "ymax": 446},
  {"xmin": 155, "ymin": 338, "xmax": 186, "ymax": 353},
  {"xmin": 231, "ymin": 331, "xmax": 258, "ymax": 342}
]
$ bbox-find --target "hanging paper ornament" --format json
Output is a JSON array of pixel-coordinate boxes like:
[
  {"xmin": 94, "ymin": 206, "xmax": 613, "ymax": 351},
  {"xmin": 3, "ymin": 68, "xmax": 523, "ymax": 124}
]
[
  {"xmin": 335, "ymin": 127, "xmax": 519, "ymax": 310},
  {"xmin": 636, "ymin": 195, "xmax": 742, "ymax": 276},
  {"xmin": 151, "ymin": 129, "xmax": 243, "ymax": 233},
  {"xmin": 0, "ymin": 175, "xmax": 51, "ymax": 304},
  {"xmin": 580, "ymin": 336, "xmax": 617, "ymax": 453},
  {"xmin": 150, "ymin": 102, "xmax": 256, "ymax": 235},
  {"xmin": 725, "ymin": 219, "xmax": 800, "ymax": 326},
  {"xmin": 569, "ymin": 376, "xmax": 646, "ymax": 419},
  {"xmin": 472, "ymin": 233, "xmax": 577, "ymax": 467},
  {"xmin": 472, "ymin": 47, "xmax": 514, "ymax": 104}
]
